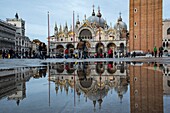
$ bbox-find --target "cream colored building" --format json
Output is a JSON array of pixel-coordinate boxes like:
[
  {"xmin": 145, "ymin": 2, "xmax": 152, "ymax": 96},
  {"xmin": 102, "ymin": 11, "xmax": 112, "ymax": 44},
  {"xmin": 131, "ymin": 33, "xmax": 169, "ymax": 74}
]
[{"xmin": 50, "ymin": 7, "xmax": 128, "ymax": 58}]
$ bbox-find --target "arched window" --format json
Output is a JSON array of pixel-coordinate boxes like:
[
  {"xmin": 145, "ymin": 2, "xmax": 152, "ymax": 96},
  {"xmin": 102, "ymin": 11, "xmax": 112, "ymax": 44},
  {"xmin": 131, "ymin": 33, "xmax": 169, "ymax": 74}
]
[
  {"xmin": 166, "ymin": 42, "xmax": 169, "ymax": 47},
  {"xmin": 167, "ymin": 80, "xmax": 170, "ymax": 87},
  {"xmin": 163, "ymin": 42, "xmax": 165, "ymax": 47},
  {"xmin": 167, "ymin": 28, "xmax": 170, "ymax": 35}
]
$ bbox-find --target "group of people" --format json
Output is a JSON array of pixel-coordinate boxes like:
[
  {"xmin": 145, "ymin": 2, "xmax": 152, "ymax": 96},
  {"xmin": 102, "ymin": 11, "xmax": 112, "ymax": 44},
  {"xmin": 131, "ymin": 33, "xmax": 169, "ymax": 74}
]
[
  {"xmin": 38, "ymin": 42, "xmax": 47, "ymax": 59},
  {"xmin": 65, "ymin": 41, "xmax": 89, "ymax": 59},
  {"xmin": 153, "ymin": 46, "xmax": 164, "ymax": 57},
  {"xmin": 2, "ymin": 49, "xmax": 14, "ymax": 59},
  {"xmin": 1, "ymin": 42, "xmax": 47, "ymax": 59},
  {"xmin": 63, "ymin": 45, "xmax": 165, "ymax": 59}
]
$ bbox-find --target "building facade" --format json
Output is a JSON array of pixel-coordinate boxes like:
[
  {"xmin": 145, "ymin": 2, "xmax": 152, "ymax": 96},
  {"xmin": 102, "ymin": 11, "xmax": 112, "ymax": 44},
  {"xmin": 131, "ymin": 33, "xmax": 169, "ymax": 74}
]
[
  {"xmin": 0, "ymin": 19, "xmax": 16, "ymax": 56},
  {"xmin": 129, "ymin": 0, "xmax": 162, "ymax": 53},
  {"xmin": 162, "ymin": 19, "xmax": 170, "ymax": 54},
  {"xmin": 50, "ymin": 7, "xmax": 128, "ymax": 58},
  {"xmin": 6, "ymin": 13, "xmax": 31, "ymax": 56}
]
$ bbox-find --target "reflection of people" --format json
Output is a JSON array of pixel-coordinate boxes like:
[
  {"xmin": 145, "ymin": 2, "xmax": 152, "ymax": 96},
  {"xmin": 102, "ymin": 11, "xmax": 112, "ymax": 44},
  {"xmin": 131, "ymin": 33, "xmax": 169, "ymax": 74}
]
[
  {"xmin": 108, "ymin": 62, "xmax": 113, "ymax": 69},
  {"xmin": 154, "ymin": 46, "xmax": 157, "ymax": 57},
  {"xmin": 2, "ymin": 50, "xmax": 6, "ymax": 59},
  {"xmin": 108, "ymin": 48, "xmax": 113, "ymax": 58},
  {"xmin": 154, "ymin": 62, "xmax": 157, "ymax": 70},
  {"xmin": 159, "ymin": 46, "xmax": 163, "ymax": 57}
]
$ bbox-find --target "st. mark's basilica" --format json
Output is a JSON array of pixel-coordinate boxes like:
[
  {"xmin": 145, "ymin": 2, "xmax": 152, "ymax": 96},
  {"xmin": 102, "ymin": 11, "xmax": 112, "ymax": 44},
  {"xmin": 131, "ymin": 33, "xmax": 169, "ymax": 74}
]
[{"xmin": 50, "ymin": 6, "xmax": 128, "ymax": 58}]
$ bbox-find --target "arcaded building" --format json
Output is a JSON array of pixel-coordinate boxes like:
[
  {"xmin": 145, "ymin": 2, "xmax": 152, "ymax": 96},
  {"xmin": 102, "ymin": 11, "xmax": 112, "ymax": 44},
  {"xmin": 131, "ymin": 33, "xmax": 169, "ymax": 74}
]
[
  {"xmin": 129, "ymin": 0, "xmax": 162, "ymax": 53},
  {"xmin": 162, "ymin": 19, "xmax": 170, "ymax": 53},
  {"xmin": 50, "ymin": 6, "xmax": 128, "ymax": 57}
]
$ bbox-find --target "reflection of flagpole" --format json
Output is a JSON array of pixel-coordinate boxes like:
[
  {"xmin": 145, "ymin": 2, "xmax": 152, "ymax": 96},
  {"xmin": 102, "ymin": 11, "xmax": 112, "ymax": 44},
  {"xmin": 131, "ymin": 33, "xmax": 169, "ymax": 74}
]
[
  {"xmin": 74, "ymin": 66, "xmax": 76, "ymax": 107},
  {"xmin": 48, "ymin": 64, "xmax": 51, "ymax": 106}
]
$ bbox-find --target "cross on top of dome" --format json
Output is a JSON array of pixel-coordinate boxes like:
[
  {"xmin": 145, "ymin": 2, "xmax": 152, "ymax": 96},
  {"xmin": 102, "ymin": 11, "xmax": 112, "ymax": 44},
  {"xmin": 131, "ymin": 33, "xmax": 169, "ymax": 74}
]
[
  {"xmin": 92, "ymin": 5, "xmax": 95, "ymax": 16},
  {"xmin": 118, "ymin": 12, "xmax": 122, "ymax": 21}
]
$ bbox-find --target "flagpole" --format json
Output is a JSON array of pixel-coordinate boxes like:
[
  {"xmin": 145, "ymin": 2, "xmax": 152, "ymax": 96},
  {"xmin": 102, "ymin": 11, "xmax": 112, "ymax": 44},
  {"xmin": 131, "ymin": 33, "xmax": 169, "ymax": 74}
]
[
  {"xmin": 48, "ymin": 11, "xmax": 50, "ymax": 57},
  {"xmin": 73, "ymin": 11, "xmax": 75, "ymax": 47}
]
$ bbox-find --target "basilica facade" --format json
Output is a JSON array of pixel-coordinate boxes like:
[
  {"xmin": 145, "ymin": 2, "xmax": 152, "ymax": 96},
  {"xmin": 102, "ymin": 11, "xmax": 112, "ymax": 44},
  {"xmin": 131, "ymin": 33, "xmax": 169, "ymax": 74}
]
[{"xmin": 50, "ymin": 7, "xmax": 128, "ymax": 58}]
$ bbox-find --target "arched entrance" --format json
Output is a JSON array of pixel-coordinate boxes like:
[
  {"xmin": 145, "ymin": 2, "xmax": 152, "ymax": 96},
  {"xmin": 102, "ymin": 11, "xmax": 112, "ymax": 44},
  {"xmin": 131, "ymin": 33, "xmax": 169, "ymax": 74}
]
[
  {"xmin": 66, "ymin": 44, "xmax": 74, "ymax": 58},
  {"xmin": 79, "ymin": 29, "xmax": 92, "ymax": 40},
  {"xmin": 95, "ymin": 43, "xmax": 104, "ymax": 58},
  {"xmin": 120, "ymin": 43, "xmax": 125, "ymax": 57},
  {"xmin": 107, "ymin": 43, "xmax": 116, "ymax": 57}
]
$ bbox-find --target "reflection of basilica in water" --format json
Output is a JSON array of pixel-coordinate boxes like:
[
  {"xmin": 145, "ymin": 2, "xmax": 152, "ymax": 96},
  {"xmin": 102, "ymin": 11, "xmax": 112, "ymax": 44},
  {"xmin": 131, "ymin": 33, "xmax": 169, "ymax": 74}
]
[
  {"xmin": 50, "ymin": 6, "xmax": 128, "ymax": 57},
  {"xmin": 49, "ymin": 62, "xmax": 130, "ymax": 108}
]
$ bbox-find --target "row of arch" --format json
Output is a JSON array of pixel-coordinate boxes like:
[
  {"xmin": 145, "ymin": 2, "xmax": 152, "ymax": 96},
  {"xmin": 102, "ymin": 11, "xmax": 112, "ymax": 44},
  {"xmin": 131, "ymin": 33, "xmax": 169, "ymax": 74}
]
[
  {"xmin": 56, "ymin": 42, "xmax": 125, "ymax": 54},
  {"xmin": 54, "ymin": 62, "xmax": 125, "ymax": 75}
]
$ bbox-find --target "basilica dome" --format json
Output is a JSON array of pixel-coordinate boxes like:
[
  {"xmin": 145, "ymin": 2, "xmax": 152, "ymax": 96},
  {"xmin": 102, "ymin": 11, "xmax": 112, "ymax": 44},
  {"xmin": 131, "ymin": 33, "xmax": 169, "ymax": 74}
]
[
  {"xmin": 114, "ymin": 15, "xmax": 127, "ymax": 30},
  {"xmin": 87, "ymin": 16, "xmax": 106, "ymax": 28}
]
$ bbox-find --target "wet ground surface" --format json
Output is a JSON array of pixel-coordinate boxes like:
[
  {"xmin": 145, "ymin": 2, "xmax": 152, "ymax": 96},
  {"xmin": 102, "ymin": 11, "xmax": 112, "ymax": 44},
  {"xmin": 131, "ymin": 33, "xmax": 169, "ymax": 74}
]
[{"xmin": 0, "ymin": 58, "xmax": 170, "ymax": 113}]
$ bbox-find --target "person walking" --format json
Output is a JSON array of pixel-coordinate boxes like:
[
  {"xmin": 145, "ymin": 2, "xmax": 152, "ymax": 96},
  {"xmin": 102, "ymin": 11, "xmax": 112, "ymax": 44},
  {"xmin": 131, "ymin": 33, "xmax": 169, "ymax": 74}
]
[
  {"xmin": 154, "ymin": 46, "xmax": 157, "ymax": 57},
  {"xmin": 2, "ymin": 50, "xmax": 6, "ymax": 59},
  {"xmin": 39, "ymin": 42, "xmax": 42, "ymax": 59},
  {"xmin": 65, "ymin": 48, "xmax": 69, "ymax": 59}
]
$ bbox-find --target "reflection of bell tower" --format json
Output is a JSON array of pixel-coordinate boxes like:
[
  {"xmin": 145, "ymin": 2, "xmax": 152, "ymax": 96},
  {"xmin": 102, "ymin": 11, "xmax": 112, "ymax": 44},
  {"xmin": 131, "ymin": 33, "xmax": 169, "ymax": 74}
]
[
  {"xmin": 130, "ymin": 64, "xmax": 163, "ymax": 113},
  {"xmin": 129, "ymin": 0, "xmax": 162, "ymax": 52}
]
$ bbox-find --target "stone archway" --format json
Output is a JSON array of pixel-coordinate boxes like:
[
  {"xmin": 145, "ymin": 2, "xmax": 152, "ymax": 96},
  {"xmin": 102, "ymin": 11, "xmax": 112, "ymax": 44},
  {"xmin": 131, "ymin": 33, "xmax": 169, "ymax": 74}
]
[
  {"xmin": 120, "ymin": 43, "xmax": 125, "ymax": 57},
  {"xmin": 107, "ymin": 43, "xmax": 116, "ymax": 56},
  {"xmin": 79, "ymin": 29, "xmax": 93, "ymax": 40},
  {"xmin": 95, "ymin": 42, "xmax": 104, "ymax": 58},
  {"xmin": 66, "ymin": 43, "xmax": 74, "ymax": 57}
]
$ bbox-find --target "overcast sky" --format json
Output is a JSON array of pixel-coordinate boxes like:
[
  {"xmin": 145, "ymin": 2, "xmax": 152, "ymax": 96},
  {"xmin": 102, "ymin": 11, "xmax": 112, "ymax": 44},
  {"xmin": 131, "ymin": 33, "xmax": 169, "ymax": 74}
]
[{"xmin": 0, "ymin": 0, "xmax": 169, "ymax": 43}]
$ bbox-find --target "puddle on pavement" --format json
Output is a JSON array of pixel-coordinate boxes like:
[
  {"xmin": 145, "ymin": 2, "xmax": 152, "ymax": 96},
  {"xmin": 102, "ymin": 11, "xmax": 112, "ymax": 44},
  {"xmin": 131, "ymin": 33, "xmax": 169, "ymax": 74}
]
[{"xmin": 0, "ymin": 62, "xmax": 170, "ymax": 113}]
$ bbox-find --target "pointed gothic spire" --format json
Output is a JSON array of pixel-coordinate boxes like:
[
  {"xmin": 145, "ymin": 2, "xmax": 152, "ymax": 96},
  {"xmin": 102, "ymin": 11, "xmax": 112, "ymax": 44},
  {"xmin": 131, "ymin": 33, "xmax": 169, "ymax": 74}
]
[
  {"xmin": 92, "ymin": 4, "xmax": 95, "ymax": 16},
  {"xmin": 59, "ymin": 24, "xmax": 62, "ymax": 32},
  {"xmin": 110, "ymin": 22, "xmax": 112, "ymax": 28},
  {"xmin": 65, "ymin": 22, "xmax": 68, "ymax": 29},
  {"xmin": 54, "ymin": 22, "xmax": 58, "ymax": 34},
  {"xmin": 84, "ymin": 14, "xmax": 86, "ymax": 20},
  {"xmin": 64, "ymin": 22, "xmax": 68, "ymax": 33},
  {"xmin": 70, "ymin": 25, "xmax": 72, "ymax": 31},
  {"xmin": 54, "ymin": 22, "xmax": 58, "ymax": 31}
]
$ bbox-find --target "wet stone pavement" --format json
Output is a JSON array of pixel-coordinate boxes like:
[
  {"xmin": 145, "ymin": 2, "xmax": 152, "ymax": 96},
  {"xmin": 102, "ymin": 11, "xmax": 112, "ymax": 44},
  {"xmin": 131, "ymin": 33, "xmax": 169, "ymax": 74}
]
[{"xmin": 0, "ymin": 60, "xmax": 170, "ymax": 113}]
